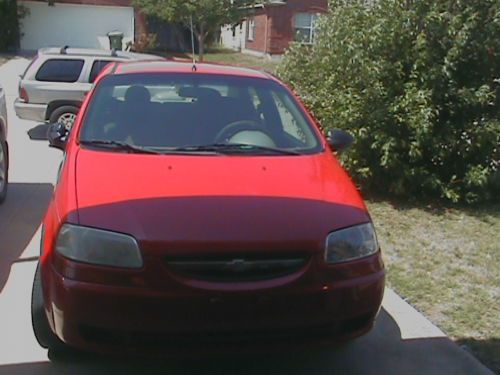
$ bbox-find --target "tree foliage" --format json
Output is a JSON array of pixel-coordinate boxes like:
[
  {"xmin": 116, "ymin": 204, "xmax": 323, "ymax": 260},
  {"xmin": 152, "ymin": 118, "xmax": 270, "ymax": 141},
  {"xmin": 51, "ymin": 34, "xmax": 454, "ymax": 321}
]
[
  {"xmin": 0, "ymin": 0, "xmax": 26, "ymax": 51},
  {"xmin": 133, "ymin": 0, "xmax": 256, "ymax": 60},
  {"xmin": 278, "ymin": 0, "xmax": 499, "ymax": 203}
]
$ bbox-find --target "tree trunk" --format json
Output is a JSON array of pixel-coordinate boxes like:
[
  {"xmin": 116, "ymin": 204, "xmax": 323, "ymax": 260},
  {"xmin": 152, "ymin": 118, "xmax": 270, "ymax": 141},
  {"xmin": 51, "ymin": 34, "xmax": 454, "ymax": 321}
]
[
  {"xmin": 196, "ymin": 22, "xmax": 206, "ymax": 62},
  {"xmin": 198, "ymin": 33, "xmax": 205, "ymax": 62}
]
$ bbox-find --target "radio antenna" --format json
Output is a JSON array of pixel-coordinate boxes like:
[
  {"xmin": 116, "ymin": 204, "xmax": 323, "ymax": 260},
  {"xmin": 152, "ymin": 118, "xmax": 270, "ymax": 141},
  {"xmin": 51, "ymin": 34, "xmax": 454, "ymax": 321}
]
[{"xmin": 190, "ymin": 15, "xmax": 197, "ymax": 72}]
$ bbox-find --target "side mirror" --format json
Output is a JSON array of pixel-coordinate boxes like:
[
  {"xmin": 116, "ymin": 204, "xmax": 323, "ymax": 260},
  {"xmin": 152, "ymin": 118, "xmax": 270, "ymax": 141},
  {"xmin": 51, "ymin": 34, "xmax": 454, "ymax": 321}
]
[
  {"xmin": 48, "ymin": 122, "xmax": 69, "ymax": 150},
  {"xmin": 326, "ymin": 129, "xmax": 355, "ymax": 153},
  {"xmin": 28, "ymin": 123, "xmax": 50, "ymax": 140}
]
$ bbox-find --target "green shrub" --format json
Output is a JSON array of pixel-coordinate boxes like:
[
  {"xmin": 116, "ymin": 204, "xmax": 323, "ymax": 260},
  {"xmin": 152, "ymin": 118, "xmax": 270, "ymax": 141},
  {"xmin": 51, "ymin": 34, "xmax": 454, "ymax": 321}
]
[
  {"xmin": 277, "ymin": 0, "xmax": 499, "ymax": 203},
  {"xmin": 0, "ymin": 0, "xmax": 26, "ymax": 51}
]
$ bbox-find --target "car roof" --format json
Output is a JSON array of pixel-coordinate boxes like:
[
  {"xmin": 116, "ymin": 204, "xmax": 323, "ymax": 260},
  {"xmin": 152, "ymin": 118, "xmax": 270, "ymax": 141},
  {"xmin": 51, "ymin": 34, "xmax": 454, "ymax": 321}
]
[
  {"xmin": 113, "ymin": 61, "xmax": 276, "ymax": 80},
  {"xmin": 38, "ymin": 47, "xmax": 161, "ymax": 61}
]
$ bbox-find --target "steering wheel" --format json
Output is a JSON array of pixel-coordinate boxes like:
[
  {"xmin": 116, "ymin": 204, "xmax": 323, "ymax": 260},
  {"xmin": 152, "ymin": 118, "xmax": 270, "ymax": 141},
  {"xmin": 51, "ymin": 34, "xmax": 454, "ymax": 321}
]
[{"xmin": 214, "ymin": 120, "xmax": 274, "ymax": 144}]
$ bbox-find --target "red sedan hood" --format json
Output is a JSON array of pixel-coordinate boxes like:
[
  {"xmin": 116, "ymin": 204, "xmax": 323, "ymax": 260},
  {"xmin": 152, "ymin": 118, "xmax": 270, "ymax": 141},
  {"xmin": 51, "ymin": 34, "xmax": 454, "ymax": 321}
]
[{"xmin": 74, "ymin": 149, "xmax": 368, "ymax": 254}]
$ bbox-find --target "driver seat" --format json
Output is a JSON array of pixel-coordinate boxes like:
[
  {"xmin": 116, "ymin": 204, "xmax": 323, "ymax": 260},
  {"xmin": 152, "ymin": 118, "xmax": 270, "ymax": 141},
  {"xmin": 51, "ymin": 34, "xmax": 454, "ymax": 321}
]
[{"xmin": 113, "ymin": 85, "xmax": 152, "ymax": 143}]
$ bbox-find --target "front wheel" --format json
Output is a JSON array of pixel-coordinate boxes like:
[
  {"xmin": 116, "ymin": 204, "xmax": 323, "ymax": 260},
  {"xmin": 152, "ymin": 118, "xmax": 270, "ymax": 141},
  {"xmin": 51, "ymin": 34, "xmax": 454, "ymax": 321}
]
[
  {"xmin": 31, "ymin": 262, "xmax": 70, "ymax": 353},
  {"xmin": 49, "ymin": 106, "xmax": 79, "ymax": 131}
]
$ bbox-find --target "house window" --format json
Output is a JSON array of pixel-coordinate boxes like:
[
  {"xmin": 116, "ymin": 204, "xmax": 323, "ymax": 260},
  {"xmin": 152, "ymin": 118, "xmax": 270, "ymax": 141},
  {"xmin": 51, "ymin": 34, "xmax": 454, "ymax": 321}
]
[
  {"xmin": 248, "ymin": 18, "xmax": 256, "ymax": 41},
  {"xmin": 294, "ymin": 13, "xmax": 319, "ymax": 44}
]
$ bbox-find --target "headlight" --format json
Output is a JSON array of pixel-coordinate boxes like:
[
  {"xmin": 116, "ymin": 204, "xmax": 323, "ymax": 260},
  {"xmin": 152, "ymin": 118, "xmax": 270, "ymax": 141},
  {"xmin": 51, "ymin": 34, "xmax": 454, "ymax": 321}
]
[
  {"xmin": 325, "ymin": 222, "xmax": 379, "ymax": 264},
  {"xmin": 55, "ymin": 224, "xmax": 143, "ymax": 268}
]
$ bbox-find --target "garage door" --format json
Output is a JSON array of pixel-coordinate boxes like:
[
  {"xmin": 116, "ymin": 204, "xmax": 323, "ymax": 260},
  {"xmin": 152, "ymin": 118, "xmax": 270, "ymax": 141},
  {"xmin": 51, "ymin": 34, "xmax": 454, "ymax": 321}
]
[{"xmin": 19, "ymin": 1, "xmax": 134, "ymax": 51}]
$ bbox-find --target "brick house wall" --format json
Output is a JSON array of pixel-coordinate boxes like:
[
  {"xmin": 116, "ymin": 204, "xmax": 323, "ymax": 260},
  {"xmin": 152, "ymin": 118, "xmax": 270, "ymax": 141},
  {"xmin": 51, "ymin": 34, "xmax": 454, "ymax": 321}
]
[
  {"xmin": 244, "ymin": 12, "xmax": 268, "ymax": 53},
  {"xmin": 244, "ymin": 0, "xmax": 328, "ymax": 56}
]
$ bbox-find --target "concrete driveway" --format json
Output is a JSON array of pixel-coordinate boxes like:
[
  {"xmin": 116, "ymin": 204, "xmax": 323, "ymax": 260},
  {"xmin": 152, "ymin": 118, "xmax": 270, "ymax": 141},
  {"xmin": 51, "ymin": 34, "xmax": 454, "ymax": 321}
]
[{"xmin": 0, "ymin": 58, "xmax": 493, "ymax": 375}]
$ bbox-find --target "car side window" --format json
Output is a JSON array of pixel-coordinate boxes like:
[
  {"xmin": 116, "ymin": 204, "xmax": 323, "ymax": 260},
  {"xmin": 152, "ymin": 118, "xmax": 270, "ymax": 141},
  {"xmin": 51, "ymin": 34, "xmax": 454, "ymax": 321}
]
[
  {"xmin": 270, "ymin": 91, "xmax": 314, "ymax": 146},
  {"xmin": 89, "ymin": 60, "xmax": 115, "ymax": 84},
  {"xmin": 248, "ymin": 87, "xmax": 262, "ymax": 109},
  {"xmin": 35, "ymin": 59, "xmax": 84, "ymax": 83}
]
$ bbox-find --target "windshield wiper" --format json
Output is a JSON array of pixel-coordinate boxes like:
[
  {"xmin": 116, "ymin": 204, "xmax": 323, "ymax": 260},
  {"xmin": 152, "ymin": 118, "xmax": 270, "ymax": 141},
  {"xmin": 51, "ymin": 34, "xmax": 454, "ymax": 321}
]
[
  {"xmin": 79, "ymin": 139, "xmax": 162, "ymax": 154},
  {"xmin": 167, "ymin": 143, "xmax": 302, "ymax": 155}
]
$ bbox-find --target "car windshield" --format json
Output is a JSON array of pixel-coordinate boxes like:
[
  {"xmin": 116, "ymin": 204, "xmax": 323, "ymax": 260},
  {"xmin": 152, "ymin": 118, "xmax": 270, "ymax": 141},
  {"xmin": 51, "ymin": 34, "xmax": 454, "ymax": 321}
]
[{"xmin": 79, "ymin": 73, "xmax": 322, "ymax": 155}]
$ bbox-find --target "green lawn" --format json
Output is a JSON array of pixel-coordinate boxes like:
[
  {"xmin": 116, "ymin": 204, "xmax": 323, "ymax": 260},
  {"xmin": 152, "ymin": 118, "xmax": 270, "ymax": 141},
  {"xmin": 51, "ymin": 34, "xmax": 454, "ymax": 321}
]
[
  {"xmin": 201, "ymin": 49, "xmax": 280, "ymax": 73},
  {"xmin": 368, "ymin": 200, "xmax": 500, "ymax": 372},
  {"xmin": 166, "ymin": 48, "xmax": 280, "ymax": 74}
]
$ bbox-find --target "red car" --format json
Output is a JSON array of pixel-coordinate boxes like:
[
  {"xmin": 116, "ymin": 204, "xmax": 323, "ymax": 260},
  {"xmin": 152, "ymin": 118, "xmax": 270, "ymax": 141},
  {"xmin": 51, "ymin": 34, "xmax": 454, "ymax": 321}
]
[{"xmin": 32, "ymin": 61, "xmax": 385, "ymax": 355}]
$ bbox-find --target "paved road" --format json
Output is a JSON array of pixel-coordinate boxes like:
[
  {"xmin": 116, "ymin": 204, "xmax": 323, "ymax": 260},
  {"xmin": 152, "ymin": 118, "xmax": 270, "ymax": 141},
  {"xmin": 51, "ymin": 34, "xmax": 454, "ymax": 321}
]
[{"xmin": 0, "ymin": 58, "xmax": 493, "ymax": 375}]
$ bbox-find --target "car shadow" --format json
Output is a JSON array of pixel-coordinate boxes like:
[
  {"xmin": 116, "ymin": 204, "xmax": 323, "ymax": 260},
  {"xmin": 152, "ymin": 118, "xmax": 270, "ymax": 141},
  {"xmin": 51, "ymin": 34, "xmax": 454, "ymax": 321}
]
[
  {"xmin": 0, "ymin": 308, "xmax": 492, "ymax": 375},
  {"xmin": 0, "ymin": 183, "xmax": 53, "ymax": 293}
]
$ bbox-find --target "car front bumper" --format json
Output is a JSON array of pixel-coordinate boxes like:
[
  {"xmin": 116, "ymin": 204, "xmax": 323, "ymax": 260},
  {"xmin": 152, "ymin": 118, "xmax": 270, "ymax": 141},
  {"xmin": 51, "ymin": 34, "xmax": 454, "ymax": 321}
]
[
  {"xmin": 43, "ymin": 252, "xmax": 385, "ymax": 355},
  {"xmin": 14, "ymin": 98, "xmax": 46, "ymax": 122}
]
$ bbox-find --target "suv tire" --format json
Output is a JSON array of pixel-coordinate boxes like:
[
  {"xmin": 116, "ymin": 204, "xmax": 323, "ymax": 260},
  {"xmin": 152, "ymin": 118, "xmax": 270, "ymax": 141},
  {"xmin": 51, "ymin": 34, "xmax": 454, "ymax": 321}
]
[
  {"xmin": 49, "ymin": 106, "xmax": 79, "ymax": 130},
  {"xmin": 0, "ymin": 140, "xmax": 8, "ymax": 204},
  {"xmin": 31, "ymin": 262, "xmax": 71, "ymax": 354}
]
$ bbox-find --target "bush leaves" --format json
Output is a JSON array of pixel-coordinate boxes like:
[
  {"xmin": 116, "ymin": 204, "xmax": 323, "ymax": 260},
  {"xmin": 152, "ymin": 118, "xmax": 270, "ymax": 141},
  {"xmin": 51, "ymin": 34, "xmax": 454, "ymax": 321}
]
[{"xmin": 278, "ymin": 0, "xmax": 499, "ymax": 203}]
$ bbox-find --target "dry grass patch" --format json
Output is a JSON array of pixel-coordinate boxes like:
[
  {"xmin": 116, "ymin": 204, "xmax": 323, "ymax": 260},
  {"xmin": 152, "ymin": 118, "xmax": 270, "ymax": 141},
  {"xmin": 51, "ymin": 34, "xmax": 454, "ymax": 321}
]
[
  {"xmin": 167, "ymin": 48, "xmax": 280, "ymax": 74},
  {"xmin": 368, "ymin": 200, "xmax": 500, "ymax": 372},
  {"xmin": 201, "ymin": 49, "xmax": 279, "ymax": 73}
]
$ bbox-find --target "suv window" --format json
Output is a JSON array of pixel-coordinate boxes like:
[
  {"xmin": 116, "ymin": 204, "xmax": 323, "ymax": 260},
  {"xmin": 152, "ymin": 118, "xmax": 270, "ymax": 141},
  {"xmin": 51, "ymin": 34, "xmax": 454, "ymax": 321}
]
[
  {"xmin": 35, "ymin": 59, "xmax": 84, "ymax": 83},
  {"xmin": 89, "ymin": 60, "xmax": 115, "ymax": 84}
]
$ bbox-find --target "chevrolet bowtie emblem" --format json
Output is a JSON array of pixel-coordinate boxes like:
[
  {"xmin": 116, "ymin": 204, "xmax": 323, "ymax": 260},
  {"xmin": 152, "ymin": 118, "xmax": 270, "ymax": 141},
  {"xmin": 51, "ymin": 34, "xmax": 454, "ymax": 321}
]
[{"xmin": 226, "ymin": 259, "xmax": 248, "ymax": 272}]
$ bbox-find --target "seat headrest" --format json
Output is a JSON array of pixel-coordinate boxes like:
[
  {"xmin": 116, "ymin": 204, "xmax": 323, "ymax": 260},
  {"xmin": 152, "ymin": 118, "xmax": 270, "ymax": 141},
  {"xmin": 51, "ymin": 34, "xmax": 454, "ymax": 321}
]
[{"xmin": 125, "ymin": 85, "xmax": 151, "ymax": 103}]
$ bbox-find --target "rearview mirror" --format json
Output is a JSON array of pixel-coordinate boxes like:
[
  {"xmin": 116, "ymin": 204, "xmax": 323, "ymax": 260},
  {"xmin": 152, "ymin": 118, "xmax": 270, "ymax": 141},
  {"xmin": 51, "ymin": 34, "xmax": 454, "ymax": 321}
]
[
  {"xmin": 326, "ymin": 129, "xmax": 355, "ymax": 153},
  {"xmin": 48, "ymin": 122, "xmax": 69, "ymax": 150}
]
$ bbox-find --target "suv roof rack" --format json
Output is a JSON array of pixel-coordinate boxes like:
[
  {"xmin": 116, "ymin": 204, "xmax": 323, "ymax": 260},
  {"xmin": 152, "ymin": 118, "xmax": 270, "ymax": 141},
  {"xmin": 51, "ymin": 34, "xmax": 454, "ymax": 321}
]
[{"xmin": 37, "ymin": 47, "xmax": 160, "ymax": 61}]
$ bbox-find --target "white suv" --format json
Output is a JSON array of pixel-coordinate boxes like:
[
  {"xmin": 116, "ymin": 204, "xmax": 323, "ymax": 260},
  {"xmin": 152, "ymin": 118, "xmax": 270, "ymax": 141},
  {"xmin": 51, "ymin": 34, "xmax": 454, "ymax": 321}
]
[{"xmin": 15, "ymin": 47, "xmax": 160, "ymax": 128}]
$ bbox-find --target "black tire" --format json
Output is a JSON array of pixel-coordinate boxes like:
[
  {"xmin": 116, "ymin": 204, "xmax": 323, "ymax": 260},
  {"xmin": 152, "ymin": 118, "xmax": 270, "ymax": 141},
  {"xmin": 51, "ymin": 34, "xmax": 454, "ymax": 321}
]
[
  {"xmin": 48, "ymin": 106, "xmax": 79, "ymax": 130},
  {"xmin": 0, "ymin": 140, "xmax": 8, "ymax": 204},
  {"xmin": 31, "ymin": 262, "xmax": 70, "ymax": 353}
]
